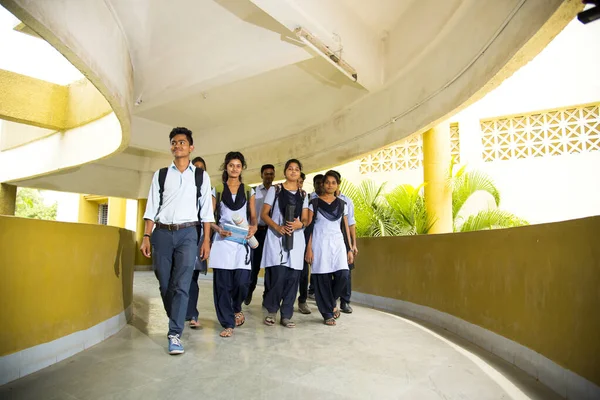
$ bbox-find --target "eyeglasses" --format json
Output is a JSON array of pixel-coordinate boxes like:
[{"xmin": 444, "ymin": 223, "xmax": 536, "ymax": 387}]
[{"xmin": 171, "ymin": 140, "xmax": 189, "ymax": 146}]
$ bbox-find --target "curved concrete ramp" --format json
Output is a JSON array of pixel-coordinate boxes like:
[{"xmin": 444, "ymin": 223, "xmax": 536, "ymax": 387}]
[{"xmin": 0, "ymin": 272, "xmax": 561, "ymax": 399}]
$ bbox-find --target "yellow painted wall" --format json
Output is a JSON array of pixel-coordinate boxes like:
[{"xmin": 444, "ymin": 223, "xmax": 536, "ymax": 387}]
[
  {"xmin": 135, "ymin": 199, "xmax": 152, "ymax": 266},
  {"xmin": 352, "ymin": 216, "xmax": 600, "ymax": 386},
  {"xmin": 0, "ymin": 216, "xmax": 135, "ymax": 356},
  {"xmin": 107, "ymin": 197, "xmax": 127, "ymax": 228},
  {"xmin": 77, "ymin": 195, "xmax": 99, "ymax": 224}
]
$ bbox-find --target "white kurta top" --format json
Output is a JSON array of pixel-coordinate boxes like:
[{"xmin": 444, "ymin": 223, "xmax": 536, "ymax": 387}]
[
  {"xmin": 260, "ymin": 186, "xmax": 308, "ymax": 270},
  {"xmin": 309, "ymin": 199, "xmax": 349, "ymax": 274},
  {"xmin": 209, "ymin": 188, "xmax": 255, "ymax": 271}
]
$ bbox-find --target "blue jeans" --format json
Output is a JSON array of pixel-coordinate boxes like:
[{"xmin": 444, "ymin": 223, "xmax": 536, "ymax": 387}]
[
  {"xmin": 151, "ymin": 226, "xmax": 197, "ymax": 337},
  {"xmin": 186, "ymin": 270, "xmax": 200, "ymax": 320}
]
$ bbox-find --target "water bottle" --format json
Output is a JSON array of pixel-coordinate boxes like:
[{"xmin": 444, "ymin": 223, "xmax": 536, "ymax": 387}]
[
  {"xmin": 231, "ymin": 213, "xmax": 259, "ymax": 249},
  {"xmin": 282, "ymin": 204, "xmax": 295, "ymax": 251}
]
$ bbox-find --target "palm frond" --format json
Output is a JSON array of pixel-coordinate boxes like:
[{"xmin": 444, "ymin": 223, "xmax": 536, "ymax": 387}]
[
  {"xmin": 452, "ymin": 170, "xmax": 501, "ymax": 219},
  {"xmin": 459, "ymin": 209, "xmax": 528, "ymax": 232},
  {"xmin": 341, "ymin": 179, "xmax": 393, "ymax": 237},
  {"xmin": 385, "ymin": 184, "xmax": 435, "ymax": 235}
]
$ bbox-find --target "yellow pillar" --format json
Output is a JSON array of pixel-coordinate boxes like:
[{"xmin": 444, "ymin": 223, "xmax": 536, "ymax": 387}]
[
  {"xmin": 77, "ymin": 195, "xmax": 98, "ymax": 224},
  {"xmin": 0, "ymin": 183, "xmax": 17, "ymax": 215},
  {"xmin": 422, "ymin": 123, "xmax": 453, "ymax": 234},
  {"xmin": 107, "ymin": 197, "xmax": 127, "ymax": 228},
  {"xmin": 135, "ymin": 199, "xmax": 152, "ymax": 266}
]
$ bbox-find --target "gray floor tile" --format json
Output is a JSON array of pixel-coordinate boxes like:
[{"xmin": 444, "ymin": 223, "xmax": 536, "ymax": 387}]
[{"xmin": 0, "ymin": 271, "xmax": 562, "ymax": 400}]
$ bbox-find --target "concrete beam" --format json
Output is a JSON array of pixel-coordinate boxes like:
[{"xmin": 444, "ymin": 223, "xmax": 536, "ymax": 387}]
[
  {"xmin": 65, "ymin": 78, "xmax": 113, "ymax": 128},
  {"xmin": 0, "ymin": 69, "xmax": 112, "ymax": 132},
  {"xmin": 0, "ymin": 69, "xmax": 68, "ymax": 130},
  {"xmin": 249, "ymin": 0, "xmax": 383, "ymax": 91}
]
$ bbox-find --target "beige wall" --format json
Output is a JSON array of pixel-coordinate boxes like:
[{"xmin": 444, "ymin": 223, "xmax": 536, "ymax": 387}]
[
  {"xmin": 0, "ymin": 121, "xmax": 55, "ymax": 151},
  {"xmin": 353, "ymin": 216, "xmax": 600, "ymax": 386}
]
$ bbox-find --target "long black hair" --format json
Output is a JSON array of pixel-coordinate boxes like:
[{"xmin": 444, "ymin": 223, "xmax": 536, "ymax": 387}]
[
  {"xmin": 323, "ymin": 170, "xmax": 341, "ymax": 184},
  {"xmin": 192, "ymin": 156, "xmax": 206, "ymax": 169},
  {"xmin": 283, "ymin": 158, "xmax": 303, "ymax": 180},
  {"xmin": 220, "ymin": 151, "xmax": 247, "ymax": 183}
]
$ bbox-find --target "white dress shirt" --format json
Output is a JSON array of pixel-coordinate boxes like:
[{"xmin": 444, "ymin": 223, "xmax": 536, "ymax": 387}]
[
  {"xmin": 143, "ymin": 162, "xmax": 214, "ymax": 224},
  {"xmin": 254, "ymin": 183, "xmax": 270, "ymax": 226},
  {"xmin": 338, "ymin": 193, "xmax": 356, "ymax": 226}
]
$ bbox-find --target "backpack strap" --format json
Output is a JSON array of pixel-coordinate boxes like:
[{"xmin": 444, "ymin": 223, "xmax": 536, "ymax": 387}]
[
  {"xmin": 214, "ymin": 182, "xmax": 252, "ymax": 224},
  {"xmin": 194, "ymin": 167, "xmax": 204, "ymax": 201},
  {"xmin": 339, "ymin": 199, "xmax": 351, "ymax": 250},
  {"xmin": 268, "ymin": 184, "xmax": 283, "ymax": 218},
  {"xmin": 194, "ymin": 167, "xmax": 204, "ymax": 221},
  {"xmin": 214, "ymin": 182, "xmax": 224, "ymax": 224},
  {"xmin": 157, "ymin": 167, "xmax": 168, "ymax": 216},
  {"xmin": 246, "ymin": 186, "xmax": 252, "ymax": 221},
  {"xmin": 309, "ymin": 197, "xmax": 319, "ymax": 223}
]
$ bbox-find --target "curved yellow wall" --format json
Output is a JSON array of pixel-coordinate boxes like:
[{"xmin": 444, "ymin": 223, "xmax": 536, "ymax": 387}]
[
  {"xmin": 353, "ymin": 216, "xmax": 600, "ymax": 387},
  {"xmin": 0, "ymin": 216, "xmax": 135, "ymax": 356}
]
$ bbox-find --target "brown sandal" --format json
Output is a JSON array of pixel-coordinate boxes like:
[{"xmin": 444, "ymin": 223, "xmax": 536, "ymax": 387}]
[
  {"xmin": 219, "ymin": 328, "xmax": 233, "ymax": 337},
  {"xmin": 235, "ymin": 312, "xmax": 245, "ymax": 327},
  {"xmin": 333, "ymin": 308, "xmax": 341, "ymax": 319},
  {"xmin": 264, "ymin": 313, "xmax": 276, "ymax": 326},
  {"xmin": 324, "ymin": 318, "xmax": 336, "ymax": 326},
  {"xmin": 280, "ymin": 318, "xmax": 296, "ymax": 328},
  {"xmin": 189, "ymin": 318, "xmax": 201, "ymax": 329}
]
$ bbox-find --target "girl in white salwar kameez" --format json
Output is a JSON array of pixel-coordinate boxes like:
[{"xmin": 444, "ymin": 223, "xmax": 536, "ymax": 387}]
[
  {"xmin": 208, "ymin": 152, "xmax": 257, "ymax": 337},
  {"xmin": 305, "ymin": 170, "xmax": 354, "ymax": 326},
  {"xmin": 260, "ymin": 159, "xmax": 309, "ymax": 328}
]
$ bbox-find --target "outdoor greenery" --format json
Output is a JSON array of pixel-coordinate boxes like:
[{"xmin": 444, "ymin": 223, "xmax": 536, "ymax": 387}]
[
  {"xmin": 15, "ymin": 188, "xmax": 57, "ymax": 221},
  {"xmin": 341, "ymin": 165, "xmax": 528, "ymax": 237}
]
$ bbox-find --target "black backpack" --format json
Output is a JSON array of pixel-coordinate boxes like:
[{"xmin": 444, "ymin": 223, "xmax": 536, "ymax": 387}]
[{"xmin": 157, "ymin": 166, "xmax": 204, "ymax": 219}]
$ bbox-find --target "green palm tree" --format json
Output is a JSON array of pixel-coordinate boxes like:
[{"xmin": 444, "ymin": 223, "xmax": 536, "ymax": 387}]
[
  {"xmin": 385, "ymin": 184, "xmax": 435, "ymax": 235},
  {"xmin": 459, "ymin": 209, "xmax": 529, "ymax": 232},
  {"xmin": 342, "ymin": 165, "xmax": 528, "ymax": 237},
  {"xmin": 448, "ymin": 163, "xmax": 528, "ymax": 232},
  {"xmin": 340, "ymin": 179, "xmax": 402, "ymax": 237}
]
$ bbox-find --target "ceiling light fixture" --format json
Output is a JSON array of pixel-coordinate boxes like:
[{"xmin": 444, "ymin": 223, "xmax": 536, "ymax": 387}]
[{"xmin": 294, "ymin": 27, "xmax": 358, "ymax": 82}]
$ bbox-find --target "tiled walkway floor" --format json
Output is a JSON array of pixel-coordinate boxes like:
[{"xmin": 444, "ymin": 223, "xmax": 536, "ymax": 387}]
[{"xmin": 0, "ymin": 272, "xmax": 561, "ymax": 399}]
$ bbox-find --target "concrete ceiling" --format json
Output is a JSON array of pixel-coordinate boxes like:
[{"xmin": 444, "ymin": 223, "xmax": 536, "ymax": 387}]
[
  {"xmin": 6, "ymin": 0, "xmax": 576, "ymax": 198},
  {"xmin": 115, "ymin": 0, "xmax": 444, "ymax": 157}
]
